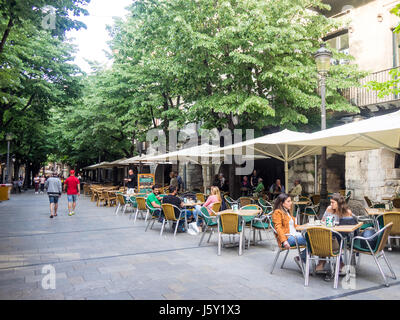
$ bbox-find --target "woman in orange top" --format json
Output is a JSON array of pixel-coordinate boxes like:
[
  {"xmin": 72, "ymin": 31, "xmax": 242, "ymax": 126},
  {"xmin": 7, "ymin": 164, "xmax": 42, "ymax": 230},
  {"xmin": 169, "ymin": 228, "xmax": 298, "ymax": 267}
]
[{"xmin": 272, "ymin": 193, "xmax": 307, "ymax": 269}]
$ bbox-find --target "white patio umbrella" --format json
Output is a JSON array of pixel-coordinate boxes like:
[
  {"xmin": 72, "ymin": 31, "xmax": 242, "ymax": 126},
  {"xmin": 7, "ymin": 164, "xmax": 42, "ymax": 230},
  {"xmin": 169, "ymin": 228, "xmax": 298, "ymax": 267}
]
[
  {"xmin": 207, "ymin": 130, "xmax": 317, "ymax": 191},
  {"xmin": 141, "ymin": 143, "xmax": 270, "ymax": 192},
  {"xmin": 291, "ymin": 110, "xmax": 400, "ymax": 155}
]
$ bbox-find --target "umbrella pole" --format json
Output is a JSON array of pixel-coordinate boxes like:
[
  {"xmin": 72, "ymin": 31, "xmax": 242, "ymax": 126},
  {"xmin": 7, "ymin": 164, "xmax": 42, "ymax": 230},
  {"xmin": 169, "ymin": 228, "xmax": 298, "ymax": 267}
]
[{"xmin": 284, "ymin": 145, "xmax": 289, "ymax": 195}]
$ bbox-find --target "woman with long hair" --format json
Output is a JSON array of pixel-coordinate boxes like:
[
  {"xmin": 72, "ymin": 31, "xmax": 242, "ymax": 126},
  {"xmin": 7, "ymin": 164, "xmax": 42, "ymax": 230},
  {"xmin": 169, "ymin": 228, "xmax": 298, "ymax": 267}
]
[
  {"xmin": 316, "ymin": 193, "xmax": 354, "ymax": 273},
  {"xmin": 193, "ymin": 186, "xmax": 222, "ymax": 229},
  {"xmin": 322, "ymin": 193, "xmax": 352, "ymax": 223},
  {"xmin": 271, "ymin": 193, "xmax": 307, "ymax": 270}
]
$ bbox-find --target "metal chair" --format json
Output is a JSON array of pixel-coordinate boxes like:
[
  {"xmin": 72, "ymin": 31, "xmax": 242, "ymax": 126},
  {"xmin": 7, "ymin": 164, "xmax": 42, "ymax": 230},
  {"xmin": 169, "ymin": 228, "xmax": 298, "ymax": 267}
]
[
  {"xmin": 347, "ymin": 222, "xmax": 396, "ymax": 287},
  {"xmin": 245, "ymin": 205, "xmax": 275, "ymax": 251},
  {"xmin": 144, "ymin": 203, "xmax": 162, "ymax": 232},
  {"xmin": 300, "ymin": 196, "xmax": 319, "ymax": 224},
  {"xmin": 224, "ymin": 195, "xmax": 238, "ymax": 209},
  {"xmin": 239, "ymin": 197, "xmax": 253, "ymax": 208},
  {"xmin": 376, "ymin": 212, "xmax": 400, "ymax": 251},
  {"xmin": 364, "ymin": 196, "xmax": 385, "ymax": 209},
  {"xmin": 160, "ymin": 203, "xmax": 188, "ymax": 237},
  {"xmin": 114, "ymin": 193, "xmax": 129, "ymax": 215},
  {"xmin": 303, "ymin": 227, "xmax": 344, "ymax": 289},
  {"xmin": 133, "ymin": 196, "xmax": 149, "ymax": 223},
  {"xmin": 258, "ymin": 198, "xmax": 273, "ymax": 214},
  {"xmin": 217, "ymin": 212, "xmax": 245, "ymax": 256},
  {"xmin": 270, "ymin": 225, "xmax": 306, "ymax": 277},
  {"xmin": 210, "ymin": 201, "xmax": 221, "ymax": 214},
  {"xmin": 198, "ymin": 207, "xmax": 218, "ymax": 247}
]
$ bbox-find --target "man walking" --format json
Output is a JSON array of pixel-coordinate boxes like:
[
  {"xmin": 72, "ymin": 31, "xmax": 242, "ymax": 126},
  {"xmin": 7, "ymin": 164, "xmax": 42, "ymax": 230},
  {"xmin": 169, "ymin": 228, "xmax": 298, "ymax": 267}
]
[
  {"xmin": 64, "ymin": 170, "xmax": 80, "ymax": 216},
  {"xmin": 45, "ymin": 172, "xmax": 62, "ymax": 218}
]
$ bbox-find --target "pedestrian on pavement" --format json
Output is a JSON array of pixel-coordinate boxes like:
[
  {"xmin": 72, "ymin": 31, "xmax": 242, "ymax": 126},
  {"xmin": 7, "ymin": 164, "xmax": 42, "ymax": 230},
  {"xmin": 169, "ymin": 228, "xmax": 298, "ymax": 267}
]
[
  {"xmin": 45, "ymin": 172, "xmax": 62, "ymax": 218},
  {"xmin": 64, "ymin": 170, "xmax": 80, "ymax": 216},
  {"xmin": 33, "ymin": 175, "xmax": 40, "ymax": 194},
  {"xmin": 39, "ymin": 175, "xmax": 46, "ymax": 194}
]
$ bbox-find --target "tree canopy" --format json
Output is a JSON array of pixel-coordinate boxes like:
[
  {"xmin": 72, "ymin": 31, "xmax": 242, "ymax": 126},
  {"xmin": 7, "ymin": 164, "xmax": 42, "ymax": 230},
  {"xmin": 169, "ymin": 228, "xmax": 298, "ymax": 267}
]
[{"xmin": 1, "ymin": 0, "xmax": 367, "ymax": 176}]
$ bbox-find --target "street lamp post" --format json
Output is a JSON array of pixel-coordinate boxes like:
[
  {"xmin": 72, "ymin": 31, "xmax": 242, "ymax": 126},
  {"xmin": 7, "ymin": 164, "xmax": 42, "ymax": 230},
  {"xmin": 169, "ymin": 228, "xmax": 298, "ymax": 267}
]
[
  {"xmin": 5, "ymin": 133, "xmax": 12, "ymax": 184},
  {"xmin": 314, "ymin": 43, "xmax": 332, "ymax": 217}
]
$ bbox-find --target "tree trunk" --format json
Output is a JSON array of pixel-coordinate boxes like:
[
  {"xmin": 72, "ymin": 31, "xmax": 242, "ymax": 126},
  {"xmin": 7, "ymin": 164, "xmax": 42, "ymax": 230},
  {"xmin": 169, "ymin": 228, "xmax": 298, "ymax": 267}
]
[{"xmin": 0, "ymin": 17, "xmax": 13, "ymax": 54}]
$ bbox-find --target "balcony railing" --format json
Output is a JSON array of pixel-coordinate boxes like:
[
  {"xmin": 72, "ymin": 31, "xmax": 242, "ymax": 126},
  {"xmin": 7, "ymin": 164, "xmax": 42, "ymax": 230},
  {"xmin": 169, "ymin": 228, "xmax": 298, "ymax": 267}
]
[{"xmin": 343, "ymin": 66, "xmax": 400, "ymax": 108}]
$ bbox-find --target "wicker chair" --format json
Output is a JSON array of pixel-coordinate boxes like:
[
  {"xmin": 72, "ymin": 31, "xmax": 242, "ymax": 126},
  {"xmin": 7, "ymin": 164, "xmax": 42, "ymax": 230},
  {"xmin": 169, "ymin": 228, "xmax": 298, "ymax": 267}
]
[
  {"xmin": 106, "ymin": 191, "xmax": 117, "ymax": 207},
  {"xmin": 376, "ymin": 212, "xmax": 400, "ymax": 251},
  {"xmin": 303, "ymin": 227, "xmax": 344, "ymax": 289},
  {"xmin": 115, "ymin": 193, "xmax": 128, "ymax": 215},
  {"xmin": 134, "ymin": 197, "xmax": 148, "ymax": 223},
  {"xmin": 196, "ymin": 193, "xmax": 206, "ymax": 203},
  {"xmin": 217, "ymin": 213, "xmax": 245, "ymax": 256},
  {"xmin": 348, "ymin": 222, "xmax": 396, "ymax": 287},
  {"xmin": 392, "ymin": 198, "xmax": 400, "ymax": 210},
  {"xmin": 160, "ymin": 203, "xmax": 187, "ymax": 237},
  {"xmin": 239, "ymin": 197, "xmax": 253, "ymax": 208},
  {"xmin": 96, "ymin": 191, "xmax": 107, "ymax": 207},
  {"xmin": 210, "ymin": 201, "xmax": 221, "ymax": 214}
]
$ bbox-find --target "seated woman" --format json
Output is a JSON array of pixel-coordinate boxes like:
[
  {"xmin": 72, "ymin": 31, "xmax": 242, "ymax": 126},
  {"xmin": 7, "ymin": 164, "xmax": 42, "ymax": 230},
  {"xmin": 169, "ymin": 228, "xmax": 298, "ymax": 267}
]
[
  {"xmin": 272, "ymin": 193, "xmax": 307, "ymax": 270},
  {"xmin": 193, "ymin": 186, "xmax": 222, "ymax": 229},
  {"xmin": 315, "ymin": 193, "xmax": 355, "ymax": 274}
]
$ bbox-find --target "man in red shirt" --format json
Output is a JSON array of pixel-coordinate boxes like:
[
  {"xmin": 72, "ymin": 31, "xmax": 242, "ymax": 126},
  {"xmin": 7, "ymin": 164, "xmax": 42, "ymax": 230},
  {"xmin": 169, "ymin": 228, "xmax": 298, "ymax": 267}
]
[{"xmin": 64, "ymin": 170, "xmax": 80, "ymax": 216}]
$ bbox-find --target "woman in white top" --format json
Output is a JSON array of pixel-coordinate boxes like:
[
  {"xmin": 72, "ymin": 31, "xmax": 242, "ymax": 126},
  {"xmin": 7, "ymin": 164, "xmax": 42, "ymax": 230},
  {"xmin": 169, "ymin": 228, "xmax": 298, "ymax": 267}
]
[{"xmin": 316, "ymin": 193, "xmax": 353, "ymax": 273}]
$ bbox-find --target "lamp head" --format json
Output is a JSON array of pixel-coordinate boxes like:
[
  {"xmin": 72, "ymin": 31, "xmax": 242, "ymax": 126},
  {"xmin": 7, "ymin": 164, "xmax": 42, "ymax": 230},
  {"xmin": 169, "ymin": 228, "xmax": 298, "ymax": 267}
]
[{"xmin": 314, "ymin": 43, "xmax": 332, "ymax": 74}]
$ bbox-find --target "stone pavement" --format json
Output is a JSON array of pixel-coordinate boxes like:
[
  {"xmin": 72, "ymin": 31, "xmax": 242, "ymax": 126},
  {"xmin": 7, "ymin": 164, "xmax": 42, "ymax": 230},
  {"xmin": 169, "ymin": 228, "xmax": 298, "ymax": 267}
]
[{"xmin": 0, "ymin": 190, "xmax": 399, "ymax": 300}]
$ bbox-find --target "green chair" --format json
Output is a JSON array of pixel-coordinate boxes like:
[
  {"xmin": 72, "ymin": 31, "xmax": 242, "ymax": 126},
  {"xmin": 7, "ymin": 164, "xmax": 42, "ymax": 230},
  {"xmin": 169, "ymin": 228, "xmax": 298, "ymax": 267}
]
[
  {"xmin": 241, "ymin": 204, "xmax": 261, "ymax": 248},
  {"xmin": 217, "ymin": 212, "xmax": 245, "ymax": 256},
  {"xmin": 198, "ymin": 207, "xmax": 218, "ymax": 247},
  {"xmin": 347, "ymin": 222, "xmax": 396, "ymax": 287},
  {"xmin": 258, "ymin": 198, "xmax": 273, "ymax": 214},
  {"xmin": 364, "ymin": 196, "xmax": 385, "ymax": 209},
  {"xmin": 224, "ymin": 195, "xmax": 238, "ymax": 209},
  {"xmin": 248, "ymin": 204, "xmax": 275, "ymax": 251},
  {"xmin": 144, "ymin": 202, "xmax": 162, "ymax": 232}
]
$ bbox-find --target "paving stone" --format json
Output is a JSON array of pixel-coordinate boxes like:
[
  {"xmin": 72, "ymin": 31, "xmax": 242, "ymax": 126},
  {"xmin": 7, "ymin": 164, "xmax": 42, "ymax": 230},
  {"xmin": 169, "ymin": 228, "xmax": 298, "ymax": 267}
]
[{"xmin": 2, "ymin": 191, "xmax": 400, "ymax": 300}]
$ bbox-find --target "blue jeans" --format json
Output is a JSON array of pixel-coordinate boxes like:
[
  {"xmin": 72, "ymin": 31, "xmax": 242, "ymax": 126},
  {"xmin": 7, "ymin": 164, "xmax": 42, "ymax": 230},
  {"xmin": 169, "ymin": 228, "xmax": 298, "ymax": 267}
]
[
  {"xmin": 287, "ymin": 235, "xmax": 307, "ymax": 263},
  {"xmin": 193, "ymin": 205, "xmax": 203, "ymax": 225},
  {"xmin": 67, "ymin": 194, "xmax": 78, "ymax": 202}
]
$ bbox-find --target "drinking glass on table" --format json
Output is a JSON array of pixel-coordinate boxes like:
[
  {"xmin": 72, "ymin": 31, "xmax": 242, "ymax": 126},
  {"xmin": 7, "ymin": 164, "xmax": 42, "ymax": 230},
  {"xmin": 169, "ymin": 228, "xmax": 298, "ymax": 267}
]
[{"xmin": 308, "ymin": 215, "xmax": 315, "ymax": 225}]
